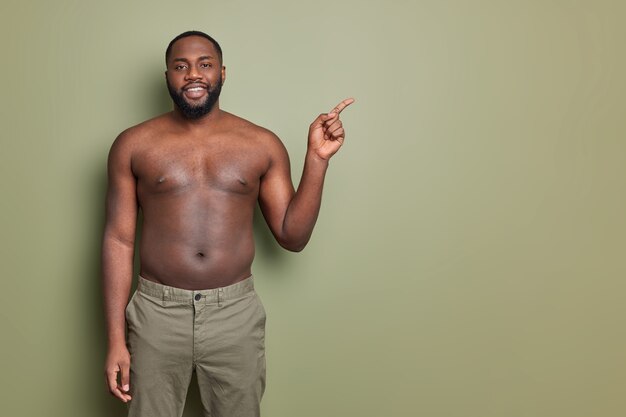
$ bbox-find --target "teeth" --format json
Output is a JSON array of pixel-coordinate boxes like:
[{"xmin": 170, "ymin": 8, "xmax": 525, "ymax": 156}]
[{"xmin": 187, "ymin": 87, "xmax": 204, "ymax": 91}]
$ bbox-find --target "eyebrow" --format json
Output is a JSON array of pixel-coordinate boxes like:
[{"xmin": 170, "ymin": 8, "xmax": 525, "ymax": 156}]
[{"xmin": 172, "ymin": 55, "xmax": 215, "ymax": 63}]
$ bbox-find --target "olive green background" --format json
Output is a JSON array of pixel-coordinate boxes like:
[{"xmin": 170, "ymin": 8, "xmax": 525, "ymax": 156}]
[{"xmin": 1, "ymin": 0, "xmax": 625, "ymax": 416}]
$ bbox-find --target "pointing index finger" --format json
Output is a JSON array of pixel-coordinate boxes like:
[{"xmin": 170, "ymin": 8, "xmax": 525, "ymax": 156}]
[{"xmin": 329, "ymin": 98, "xmax": 355, "ymax": 115}]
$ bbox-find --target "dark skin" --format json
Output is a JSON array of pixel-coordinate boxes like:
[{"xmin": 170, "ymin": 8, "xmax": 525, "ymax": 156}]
[{"xmin": 102, "ymin": 35, "xmax": 353, "ymax": 402}]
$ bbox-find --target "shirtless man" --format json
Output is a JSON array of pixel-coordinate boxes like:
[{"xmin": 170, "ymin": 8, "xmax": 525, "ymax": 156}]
[{"xmin": 102, "ymin": 30, "xmax": 353, "ymax": 417}]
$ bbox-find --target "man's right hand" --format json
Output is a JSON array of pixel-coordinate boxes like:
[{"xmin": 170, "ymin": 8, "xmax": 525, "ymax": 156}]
[{"xmin": 105, "ymin": 343, "xmax": 132, "ymax": 403}]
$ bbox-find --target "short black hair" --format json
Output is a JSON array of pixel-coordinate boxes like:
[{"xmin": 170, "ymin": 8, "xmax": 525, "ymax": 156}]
[{"xmin": 165, "ymin": 30, "xmax": 223, "ymax": 66}]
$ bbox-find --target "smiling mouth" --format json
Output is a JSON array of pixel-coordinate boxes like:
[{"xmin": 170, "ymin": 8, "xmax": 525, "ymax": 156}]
[{"xmin": 183, "ymin": 86, "xmax": 207, "ymax": 99}]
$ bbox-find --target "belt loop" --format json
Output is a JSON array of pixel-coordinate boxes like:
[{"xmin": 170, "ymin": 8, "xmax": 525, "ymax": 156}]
[
  {"xmin": 163, "ymin": 287, "xmax": 170, "ymax": 301},
  {"xmin": 218, "ymin": 287, "xmax": 223, "ymax": 307}
]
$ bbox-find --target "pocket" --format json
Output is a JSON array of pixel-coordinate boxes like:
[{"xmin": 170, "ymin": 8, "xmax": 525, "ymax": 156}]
[
  {"xmin": 254, "ymin": 292, "xmax": 267, "ymax": 321},
  {"xmin": 124, "ymin": 289, "xmax": 138, "ymax": 319},
  {"xmin": 252, "ymin": 292, "xmax": 267, "ymax": 350}
]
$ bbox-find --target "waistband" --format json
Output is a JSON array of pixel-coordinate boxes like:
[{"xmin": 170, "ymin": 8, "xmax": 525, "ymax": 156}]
[{"xmin": 137, "ymin": 274, "xmax": 255, "ymax": 304}]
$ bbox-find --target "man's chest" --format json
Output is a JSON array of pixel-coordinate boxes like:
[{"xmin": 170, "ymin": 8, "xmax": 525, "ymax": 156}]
[{"xmin": 132, "ymin": 137, "xmax": 269, "ymax": 197}]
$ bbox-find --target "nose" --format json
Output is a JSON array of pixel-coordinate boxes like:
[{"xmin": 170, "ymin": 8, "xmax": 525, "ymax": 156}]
[{"xmin": 185, "ymin": 66, "xmax": 202, "ymax": 81}]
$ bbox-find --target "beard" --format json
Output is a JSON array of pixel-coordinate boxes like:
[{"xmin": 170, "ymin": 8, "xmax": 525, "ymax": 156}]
[{"xmin": 166, "ymin": 75, "xmax": 223, "ymax": 120}]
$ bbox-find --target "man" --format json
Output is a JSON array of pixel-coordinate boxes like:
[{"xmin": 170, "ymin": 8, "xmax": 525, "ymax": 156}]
[{"xmin": 102, "ymin": 30, "xmax": 353, "ymax": 417}]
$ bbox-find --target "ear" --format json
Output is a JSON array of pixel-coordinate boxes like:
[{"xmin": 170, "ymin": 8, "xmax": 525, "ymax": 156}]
[{"xmin": 221, "ymin": 66, "xmax": 226, "ymax": 85}]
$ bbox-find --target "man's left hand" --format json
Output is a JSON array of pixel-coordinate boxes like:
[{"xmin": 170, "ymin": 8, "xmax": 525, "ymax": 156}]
[{"xmin": 308, "ymin": 98, "xmax": 355, "ymax": 161}]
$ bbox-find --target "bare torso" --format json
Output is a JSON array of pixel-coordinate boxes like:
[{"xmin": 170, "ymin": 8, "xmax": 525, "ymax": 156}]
[{"xmin": 130, "ymin": 111, "xmax": 272, "ymax": 289}]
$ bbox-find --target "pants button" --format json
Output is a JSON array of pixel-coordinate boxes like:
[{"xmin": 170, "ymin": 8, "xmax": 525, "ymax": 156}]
[{"xmin": 194, "ymin": 293, "xmax": 201, "ymax": 301}]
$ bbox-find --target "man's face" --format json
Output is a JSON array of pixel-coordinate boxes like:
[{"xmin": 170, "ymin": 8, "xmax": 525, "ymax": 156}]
[{"xmin": 165, "ymin": 36, "xmax": 225, "ymax": 119}]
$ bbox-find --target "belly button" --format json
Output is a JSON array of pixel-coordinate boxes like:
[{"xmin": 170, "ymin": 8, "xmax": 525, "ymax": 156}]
[{"xmin": 196, "ymin": 252, "xmax": 205, "ymax": 258}]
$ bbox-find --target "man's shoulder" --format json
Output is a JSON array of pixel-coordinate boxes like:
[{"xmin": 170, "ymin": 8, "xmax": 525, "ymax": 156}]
[
  {"xmin": 108, "ymin": 113, "xmax": 172, "ymax": 163},
  {"xmin": 116, "ymin": 112, "xmax": 171, "ymax": 143},
  {"xmin": 221, "ymin": 111, "xmax": 280, "ymax": 143}
]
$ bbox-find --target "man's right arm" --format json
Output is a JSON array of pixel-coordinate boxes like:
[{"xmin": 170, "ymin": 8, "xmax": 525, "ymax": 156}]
[{"xmin": 102, "ymin": 130, "xmax": 137, "ymax": 403}]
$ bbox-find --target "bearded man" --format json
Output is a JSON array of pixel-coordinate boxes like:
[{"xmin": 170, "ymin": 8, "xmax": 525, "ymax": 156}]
[{"xmin": 102, "ymin": 30, "xmax": 353, "ymax": 417}]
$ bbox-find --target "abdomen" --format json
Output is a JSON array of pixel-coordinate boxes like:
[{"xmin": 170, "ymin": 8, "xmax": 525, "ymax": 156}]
[{"xmin": 137, "ymin": 190, "xmax": 257, "ymax": 290}]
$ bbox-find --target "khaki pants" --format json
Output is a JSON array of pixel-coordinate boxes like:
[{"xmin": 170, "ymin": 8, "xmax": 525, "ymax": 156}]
[{"xmin": 125, "ymin": 275, "xmax": 266, "ymax": 417}]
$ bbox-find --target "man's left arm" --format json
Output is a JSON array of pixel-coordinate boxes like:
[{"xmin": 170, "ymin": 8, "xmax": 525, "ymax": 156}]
[{"xmin": 258, "ymin": 98, "xmax": 354, "ymax": 251}]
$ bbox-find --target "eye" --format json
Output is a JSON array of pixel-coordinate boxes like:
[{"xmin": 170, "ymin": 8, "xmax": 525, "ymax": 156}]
[
  {"xmin": 174, "ymin": 65, "xmax": 187, "ymax": 70},
  {"xmin": 200, "ymin": 63, "xmax": 212, "ymax": 68}
]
